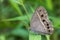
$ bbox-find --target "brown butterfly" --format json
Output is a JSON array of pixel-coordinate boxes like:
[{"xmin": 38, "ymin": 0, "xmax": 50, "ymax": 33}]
[{"xmin": 30, "ymin": 6, "xmax": 54, "ymax": 35}]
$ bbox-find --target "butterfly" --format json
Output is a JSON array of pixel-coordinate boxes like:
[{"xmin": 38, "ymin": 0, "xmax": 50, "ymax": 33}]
[{"xmin": 30, "ymin": 6, "xmax": 54, "ymax": 35}]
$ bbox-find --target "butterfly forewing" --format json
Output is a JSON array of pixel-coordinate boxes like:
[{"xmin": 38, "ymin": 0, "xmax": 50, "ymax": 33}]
[
  {"xmin": 30, "ymin": 6, "xmax": 54, "ymax": 35},
  {"xmin": 30, "ymin": 11, "xmax": 48, "ymax": 34}
]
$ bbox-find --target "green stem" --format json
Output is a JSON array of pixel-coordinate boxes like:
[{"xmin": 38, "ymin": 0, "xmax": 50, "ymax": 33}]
[
  {"xmin": 22, "ymin": 5, "xmax": 30, "ymax": 20},
  {"xmin": 46, "ymin": 35, "xmax": 50, "ymax": 40}
]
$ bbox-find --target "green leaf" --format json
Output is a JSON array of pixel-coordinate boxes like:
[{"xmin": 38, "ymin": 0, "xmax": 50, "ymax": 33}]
[
  {"xmin": 9, "ymin": 0, "xmax": 23, "ymax": 16},
  {"xmin": 11, "ymin": 28, "xmax": 28, "ymax": 38}
]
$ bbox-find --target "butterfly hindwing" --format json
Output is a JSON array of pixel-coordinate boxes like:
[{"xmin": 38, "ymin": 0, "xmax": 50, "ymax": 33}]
[{"xmin": 30, "ymin": 6, "xmax": 54, "ymax": 35}]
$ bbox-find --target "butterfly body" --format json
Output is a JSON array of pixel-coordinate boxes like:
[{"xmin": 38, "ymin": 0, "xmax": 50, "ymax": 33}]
[{"xmin": 30, "ymin": 6, "xmax": 54, "ymax": 35}]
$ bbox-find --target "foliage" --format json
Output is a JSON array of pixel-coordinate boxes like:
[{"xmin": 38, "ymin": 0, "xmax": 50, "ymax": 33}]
[{"xmin": 0, "ymin": 0, "xmax": 60, "ymax": 40}]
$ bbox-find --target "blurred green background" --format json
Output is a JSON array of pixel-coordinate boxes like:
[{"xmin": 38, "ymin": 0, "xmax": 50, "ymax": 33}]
[{"xmin": 0, "ymin": 0, "xmax": 60, "ymax": 40}]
